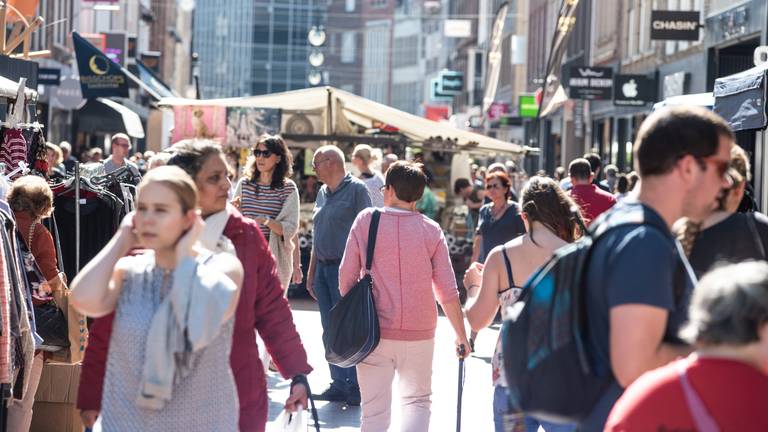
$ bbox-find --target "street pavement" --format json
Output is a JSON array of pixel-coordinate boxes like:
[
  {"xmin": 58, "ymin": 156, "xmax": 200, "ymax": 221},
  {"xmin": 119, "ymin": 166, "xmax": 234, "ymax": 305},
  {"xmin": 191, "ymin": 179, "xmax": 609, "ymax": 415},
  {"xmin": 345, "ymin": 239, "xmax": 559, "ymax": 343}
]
[{"xmin": 265, "ymin": 298, "xmax": 498, "ymax": 431}]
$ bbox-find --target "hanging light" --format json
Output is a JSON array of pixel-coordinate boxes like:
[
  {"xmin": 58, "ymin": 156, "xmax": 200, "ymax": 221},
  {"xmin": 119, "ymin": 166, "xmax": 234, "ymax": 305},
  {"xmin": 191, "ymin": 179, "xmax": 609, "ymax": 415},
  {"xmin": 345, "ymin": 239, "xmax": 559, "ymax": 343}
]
[
  {"xmin": 308, "ymin": 70, "xmax": 323, "ymax": 86},
  {"xmin": 308, "ymin": 26, "xmax": 327, "ymax": 47},
  {"xmin": 309, "ymin": 50, "xmax": 325, "ymax": 67}
]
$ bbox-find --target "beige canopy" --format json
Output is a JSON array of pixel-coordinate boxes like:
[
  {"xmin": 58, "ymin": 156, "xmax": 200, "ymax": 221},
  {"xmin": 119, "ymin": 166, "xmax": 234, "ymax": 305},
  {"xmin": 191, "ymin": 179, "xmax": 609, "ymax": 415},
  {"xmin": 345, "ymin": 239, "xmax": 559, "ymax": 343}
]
[{"xmin": 158, "ymin": 86, "xmax": 525, "ymax": 155}]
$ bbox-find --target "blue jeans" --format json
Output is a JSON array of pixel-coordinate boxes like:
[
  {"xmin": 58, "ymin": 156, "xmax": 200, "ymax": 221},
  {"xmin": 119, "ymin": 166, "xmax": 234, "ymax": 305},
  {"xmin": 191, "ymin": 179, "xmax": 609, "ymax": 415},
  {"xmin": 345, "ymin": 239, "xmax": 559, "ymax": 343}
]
[
  {"xmin": 314, "ymin": 261, "xmax": 358, "ymax": 393},
  {"xmin": 493, "ymin": 386, "xmax": 577, "ymax": 432}
]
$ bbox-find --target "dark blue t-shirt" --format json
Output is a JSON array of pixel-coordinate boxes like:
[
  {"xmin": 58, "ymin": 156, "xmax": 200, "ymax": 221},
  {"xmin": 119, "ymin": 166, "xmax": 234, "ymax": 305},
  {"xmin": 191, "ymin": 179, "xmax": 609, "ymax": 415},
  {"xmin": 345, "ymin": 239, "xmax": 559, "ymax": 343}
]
[
  {"xmin": 581, "ymin": 201, "xmax": 696, "ymax": 428},
  {"xmin": 477, "ymin": 202, "xmax": 526, "ymax": 263}
]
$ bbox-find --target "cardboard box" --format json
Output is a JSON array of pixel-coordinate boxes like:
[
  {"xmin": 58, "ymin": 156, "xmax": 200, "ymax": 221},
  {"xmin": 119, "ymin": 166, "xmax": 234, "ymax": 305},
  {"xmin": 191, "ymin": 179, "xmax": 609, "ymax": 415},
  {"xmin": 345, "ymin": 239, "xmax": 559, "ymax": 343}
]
[{"xmin": 31, "ymin": 362, "xmax": 83, "ymax": 432}]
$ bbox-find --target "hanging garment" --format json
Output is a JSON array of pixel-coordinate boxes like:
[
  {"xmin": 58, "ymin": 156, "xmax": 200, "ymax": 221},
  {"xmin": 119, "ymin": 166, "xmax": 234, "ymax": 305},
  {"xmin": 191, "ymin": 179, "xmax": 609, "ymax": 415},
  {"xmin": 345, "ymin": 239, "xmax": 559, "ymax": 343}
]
[
  {"xmin": 0, "ymin": 222, "xmax": 11, "ymax": 385},
  {"xmin": 0, "ymin": 129, "xmax": 27, "ymax": 179}
]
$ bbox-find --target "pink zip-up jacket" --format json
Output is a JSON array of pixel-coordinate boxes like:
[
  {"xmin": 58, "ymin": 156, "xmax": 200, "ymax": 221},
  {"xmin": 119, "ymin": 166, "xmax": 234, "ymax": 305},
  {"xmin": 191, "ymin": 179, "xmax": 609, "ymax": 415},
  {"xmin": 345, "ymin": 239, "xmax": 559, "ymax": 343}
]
[{"xmin": 339, "ymin": 207, "xmax": 459, "ymax": 341}]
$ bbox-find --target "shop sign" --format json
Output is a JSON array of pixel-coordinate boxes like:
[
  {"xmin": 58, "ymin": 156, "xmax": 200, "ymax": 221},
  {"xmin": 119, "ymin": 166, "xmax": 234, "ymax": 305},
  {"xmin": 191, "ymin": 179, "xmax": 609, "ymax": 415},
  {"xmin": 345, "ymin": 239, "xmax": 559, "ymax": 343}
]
[
  {"xmin": 73, "ymin": 32, "xmax": 129, "ymax": 98},
  {"xmin": 717, "ymin": 6, "xmax": 748, "ymax": 40},
  {"xmin": 487, "ymin": 102, "xmax": 509, "ymax": 121},
  {"xmin": 37, "ymin": 68, "xmax": 61, "ymax": 86},
  {"xmin": 430, "ymin": 78, "xmax": 454, "ymax": 101},
  {"xmin": 650, "ymin": 10, "xmax": 701, "ymax": 41},
  {"xmin": 438, "ymin": 70, "xmax": 464, "ymax": 95},
  {"xmin": 568, "ymin": 66, "xmax": 613, "ymax": 100},
  {"xmin": 614, "ymin": 74, "xmax": 658, "ymax": 106},
  {"xmin": 519, "ymin": 95, "xmax": 539, "ymax": 118},
  {"xmin": 103, "ymin": 32, "xmax": 127, "ymax": 66}
]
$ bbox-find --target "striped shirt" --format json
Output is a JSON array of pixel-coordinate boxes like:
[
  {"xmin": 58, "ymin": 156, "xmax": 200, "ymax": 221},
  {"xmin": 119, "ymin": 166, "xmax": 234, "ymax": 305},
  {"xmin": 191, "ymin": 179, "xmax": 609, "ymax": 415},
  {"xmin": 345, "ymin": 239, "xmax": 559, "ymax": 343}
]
[{"xmin": 239, "ymin": 178, "xmax": 297, "ymax": 240}]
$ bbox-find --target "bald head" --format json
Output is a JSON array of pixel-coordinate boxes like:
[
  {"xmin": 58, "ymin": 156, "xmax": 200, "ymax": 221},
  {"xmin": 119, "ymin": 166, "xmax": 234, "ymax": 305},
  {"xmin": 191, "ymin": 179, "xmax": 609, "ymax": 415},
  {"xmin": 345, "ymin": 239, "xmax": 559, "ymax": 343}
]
[{"xmin": 315, "ymin": 145, "xmax": 345, "ymax": 165}]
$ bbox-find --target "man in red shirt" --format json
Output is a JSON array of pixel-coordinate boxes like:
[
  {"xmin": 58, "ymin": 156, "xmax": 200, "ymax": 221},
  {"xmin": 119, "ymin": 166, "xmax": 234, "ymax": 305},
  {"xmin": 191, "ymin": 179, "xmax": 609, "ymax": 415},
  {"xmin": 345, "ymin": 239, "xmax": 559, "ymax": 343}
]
[{"xmin": 568, "ymin": 158, "xmax": 616, "ymax": 225}]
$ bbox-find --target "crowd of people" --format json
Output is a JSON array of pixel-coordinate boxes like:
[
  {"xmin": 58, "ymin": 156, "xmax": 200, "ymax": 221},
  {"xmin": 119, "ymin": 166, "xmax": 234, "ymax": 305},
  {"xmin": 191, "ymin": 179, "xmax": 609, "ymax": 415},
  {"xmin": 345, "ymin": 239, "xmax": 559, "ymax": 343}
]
[{"xmin": 8, "ymin": 104, "xmax": 768, "ymax": 432}]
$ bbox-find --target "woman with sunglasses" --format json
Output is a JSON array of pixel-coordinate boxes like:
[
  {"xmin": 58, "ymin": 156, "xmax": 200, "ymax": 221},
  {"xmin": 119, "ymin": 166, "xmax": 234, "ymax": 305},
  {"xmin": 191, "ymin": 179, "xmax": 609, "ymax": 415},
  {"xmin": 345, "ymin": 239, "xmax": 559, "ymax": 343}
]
[
  {"xmin": 470, "ymin": 171, "xmax": 526, "ymax": 265},
  {"xmin": 235, "ymin": 134, "xmax": 300, "ymax": 291}
]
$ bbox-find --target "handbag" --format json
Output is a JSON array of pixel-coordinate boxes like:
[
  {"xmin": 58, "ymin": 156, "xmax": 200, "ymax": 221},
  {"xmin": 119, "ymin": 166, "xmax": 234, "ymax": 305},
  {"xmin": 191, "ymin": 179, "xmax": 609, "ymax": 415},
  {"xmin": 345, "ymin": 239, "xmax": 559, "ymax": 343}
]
[
  {"xmin": 23, "ymin": 222, "xmax": 70, "ymax": 351},
  {"xmin": 324, "ymin": 210, "xmax": 381, "ymax": 368}
]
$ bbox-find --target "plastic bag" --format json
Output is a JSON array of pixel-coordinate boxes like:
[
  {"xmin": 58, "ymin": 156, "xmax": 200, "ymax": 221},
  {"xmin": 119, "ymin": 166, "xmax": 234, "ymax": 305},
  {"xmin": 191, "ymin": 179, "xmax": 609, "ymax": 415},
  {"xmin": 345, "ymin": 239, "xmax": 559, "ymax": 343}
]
[{"xmin": 274, "ymin": 405, "xmax": 307, "ymax": 432}]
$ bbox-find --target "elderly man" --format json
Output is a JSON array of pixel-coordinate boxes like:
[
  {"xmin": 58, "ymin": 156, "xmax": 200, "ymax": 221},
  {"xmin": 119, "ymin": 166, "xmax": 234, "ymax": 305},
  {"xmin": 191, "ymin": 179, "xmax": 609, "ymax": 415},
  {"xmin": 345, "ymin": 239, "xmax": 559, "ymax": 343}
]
[
  {"xmin": 307, "ymin": 145, "xmax": 372, "ymax": 406},
  {"xmin": 103, "ymin": 133, "xmax": 141, "ymax": 183}
]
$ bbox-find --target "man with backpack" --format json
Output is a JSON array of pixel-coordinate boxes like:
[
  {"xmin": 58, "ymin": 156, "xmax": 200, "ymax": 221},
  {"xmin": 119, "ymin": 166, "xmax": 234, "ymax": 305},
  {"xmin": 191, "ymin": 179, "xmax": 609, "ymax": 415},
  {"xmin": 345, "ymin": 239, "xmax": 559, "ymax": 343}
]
[{"xmin": 580, "ymin": 106, "xmax": 735, "ymax": 428}]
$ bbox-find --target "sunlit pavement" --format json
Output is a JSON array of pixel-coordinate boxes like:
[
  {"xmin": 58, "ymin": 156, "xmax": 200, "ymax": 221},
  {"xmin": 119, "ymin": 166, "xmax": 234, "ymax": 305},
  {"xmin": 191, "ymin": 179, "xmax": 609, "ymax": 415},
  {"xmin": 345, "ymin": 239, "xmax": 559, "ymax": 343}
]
[{"xmin": 266, "ymin": 298, "xmax": 498, "ymax": 431}]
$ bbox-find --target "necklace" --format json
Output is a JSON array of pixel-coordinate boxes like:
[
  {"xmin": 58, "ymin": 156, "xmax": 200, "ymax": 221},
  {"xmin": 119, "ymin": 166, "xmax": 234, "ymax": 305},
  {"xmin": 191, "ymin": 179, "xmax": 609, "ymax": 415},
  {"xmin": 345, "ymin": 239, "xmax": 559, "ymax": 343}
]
[{"xmin": 490, "ymin": 203, "xmax": 508, "ymax": 222}]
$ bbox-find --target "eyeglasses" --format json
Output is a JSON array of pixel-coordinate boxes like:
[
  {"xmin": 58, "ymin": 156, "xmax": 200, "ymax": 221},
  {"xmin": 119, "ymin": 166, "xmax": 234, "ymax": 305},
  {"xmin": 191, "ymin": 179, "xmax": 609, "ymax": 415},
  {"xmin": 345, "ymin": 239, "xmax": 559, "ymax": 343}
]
[
  {"xmin": 485, "ymin": 183, "xmax": 505, "ymax": 190},
  {"xmin": 312, "ymin": 157, "xmax": 330, "ymax": 169},
  {"xmin": 252, "ymin": 149, "xmax": 273, "ymax": 158},
  {"xmin": 379, "ymin": 184, "xmax": 389, "ymax": 192}
]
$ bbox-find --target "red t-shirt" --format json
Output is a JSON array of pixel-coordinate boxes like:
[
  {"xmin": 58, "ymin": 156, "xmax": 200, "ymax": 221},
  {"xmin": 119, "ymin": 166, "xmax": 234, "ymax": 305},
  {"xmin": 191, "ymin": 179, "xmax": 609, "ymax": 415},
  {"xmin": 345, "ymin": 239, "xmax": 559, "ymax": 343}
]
[
  {"xmin": 606, "ymin": 357, "xmax": 768, "ymax": 432},
  {"xmin": 569, "ymin": 183, "xmax": 616, "ymax": 225}
]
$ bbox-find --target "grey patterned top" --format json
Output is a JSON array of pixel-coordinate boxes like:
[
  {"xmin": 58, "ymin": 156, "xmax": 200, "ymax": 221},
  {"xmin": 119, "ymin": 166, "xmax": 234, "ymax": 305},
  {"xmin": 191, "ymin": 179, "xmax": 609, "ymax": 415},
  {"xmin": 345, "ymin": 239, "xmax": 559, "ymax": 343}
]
[{"xmin": 100, "ymin": 254, "xmax": 238, "ymax": 432}]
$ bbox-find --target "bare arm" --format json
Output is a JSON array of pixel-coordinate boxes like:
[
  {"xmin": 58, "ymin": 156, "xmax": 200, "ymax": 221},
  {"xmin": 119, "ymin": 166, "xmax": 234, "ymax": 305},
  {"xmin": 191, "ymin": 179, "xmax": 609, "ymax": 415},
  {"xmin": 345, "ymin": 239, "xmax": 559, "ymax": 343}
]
[
  {"xmin": 440, "ymin": 299, "xmax": 471, "ymax": 357},
  {"xmin": 610, "ymin": 304, "xmax": 692, "ymax": 388},
  {"xmin": 70, "ymin": 215, "xmax": 136, "ymax": 317},
  {"xmin": 471, "ymin": 233, "xmax": 482, "ymax": 263},
  {"xmin": 466, "ymin": 252, "xmax": 503, "ymax": 332},
  {"xmin": 306, "ymin": 249, "xmax": 317, "ymax": 299}
]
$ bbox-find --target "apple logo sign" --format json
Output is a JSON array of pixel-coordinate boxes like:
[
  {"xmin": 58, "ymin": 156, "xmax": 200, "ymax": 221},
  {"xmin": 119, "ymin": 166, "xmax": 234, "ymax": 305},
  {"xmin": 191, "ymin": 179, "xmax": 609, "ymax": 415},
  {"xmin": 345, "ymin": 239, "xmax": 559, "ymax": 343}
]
[{"xmin": 622, "ymin": 79, "xmax": 639, "ymax": 98}]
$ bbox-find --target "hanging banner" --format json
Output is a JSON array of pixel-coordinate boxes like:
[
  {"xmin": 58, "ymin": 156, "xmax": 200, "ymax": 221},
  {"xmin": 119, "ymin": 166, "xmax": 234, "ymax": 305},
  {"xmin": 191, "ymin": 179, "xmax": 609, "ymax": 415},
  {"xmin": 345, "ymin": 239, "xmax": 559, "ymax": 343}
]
[
  {"xmin": 72, "ymin": 32, "xmax": 129, "ymax": 98},
  {"xmin": 225, "ymin": 107, "xmax": 282, "ymax": 148},
  {"xmin": 172, "ymin": 106, "xmax": 227, "ymax": 144},
  {"xmin": 482, "ymin": 2, "xmax": 509, "ymax": 115},
  {"xmin": 538, "ymin": 0, "xmax": 581, "ymax": 118}
]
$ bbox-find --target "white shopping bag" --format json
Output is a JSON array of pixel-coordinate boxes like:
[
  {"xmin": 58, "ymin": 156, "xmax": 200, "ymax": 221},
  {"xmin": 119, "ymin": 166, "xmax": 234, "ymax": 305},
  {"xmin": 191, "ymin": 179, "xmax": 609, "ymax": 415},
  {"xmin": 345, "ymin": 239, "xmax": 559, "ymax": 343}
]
[
  {"xmin": 274, "ymin": 405, "xmax": 307, "ymax": 432},
  {"xmin": 256, "ymin": 331, "xmax": 271, "ymax": 371}
]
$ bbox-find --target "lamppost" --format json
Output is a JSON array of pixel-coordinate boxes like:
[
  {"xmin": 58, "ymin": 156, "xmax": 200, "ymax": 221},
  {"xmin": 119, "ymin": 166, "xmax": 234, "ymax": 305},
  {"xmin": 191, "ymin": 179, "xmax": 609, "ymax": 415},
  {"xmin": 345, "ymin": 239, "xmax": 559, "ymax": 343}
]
[{"xmin": 307, "ymin": 25, "xmax": 325, "ymax": 86}]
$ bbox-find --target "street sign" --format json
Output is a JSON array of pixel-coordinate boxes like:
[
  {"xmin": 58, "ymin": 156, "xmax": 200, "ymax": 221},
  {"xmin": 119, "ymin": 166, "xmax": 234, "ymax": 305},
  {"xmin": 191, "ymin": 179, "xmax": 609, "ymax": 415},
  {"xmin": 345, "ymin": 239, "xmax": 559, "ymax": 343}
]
[
  {"xmin": 430, "ymin": 78, "xmax": 454, "ymax": 101},
  {"xmin": 37, "ymin": 68, "xmax": 61, "ymax": 86},
  {"xmin": 519, "ymin": 95, "xmax": 539, "ymax": 118},
  {"xmin": 438, "ymin": 70, "xmax": 464, "ymax": 95},
  {"xmin": 614, "ymin": 74, "xmax": 657, "ymax": 106},
  {"xmin": 650, "ymin": 10, "xmax": 701, "ymax": 41},
  {"xmin": 568, "ymin": 66, "xmax": 613, "ymax": 100},
  {"xmin": 103, "ymin": 32, "xmax": 127, "ymax": 66}
]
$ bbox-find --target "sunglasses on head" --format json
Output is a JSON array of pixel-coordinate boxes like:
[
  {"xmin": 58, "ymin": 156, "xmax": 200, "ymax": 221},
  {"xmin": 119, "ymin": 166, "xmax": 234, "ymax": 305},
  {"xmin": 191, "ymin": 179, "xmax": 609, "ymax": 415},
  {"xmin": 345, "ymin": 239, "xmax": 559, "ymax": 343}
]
[{"xmin": 252, "ymin": 149, "xmax": 273, "ymax": 158}]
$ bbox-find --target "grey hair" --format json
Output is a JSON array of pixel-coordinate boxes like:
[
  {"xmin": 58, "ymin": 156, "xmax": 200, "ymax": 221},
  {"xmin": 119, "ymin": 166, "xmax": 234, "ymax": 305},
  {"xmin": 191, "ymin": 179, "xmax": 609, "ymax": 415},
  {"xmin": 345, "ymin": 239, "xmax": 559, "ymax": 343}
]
[
  {"xmin": 314, "ymin": 145, "xmax": 345, "ymax": 165},
  {"xmin": 680, "ymin": 261, "xmax": 768, "ymax": 346}
]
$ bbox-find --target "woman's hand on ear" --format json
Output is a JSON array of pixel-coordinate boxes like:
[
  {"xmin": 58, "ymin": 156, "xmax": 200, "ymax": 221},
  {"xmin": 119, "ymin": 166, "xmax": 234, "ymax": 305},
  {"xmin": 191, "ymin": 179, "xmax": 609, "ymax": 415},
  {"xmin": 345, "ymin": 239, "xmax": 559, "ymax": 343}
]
[{"xmin": 175, "ymin": 212, "xmax": 205, "ymax": 261}]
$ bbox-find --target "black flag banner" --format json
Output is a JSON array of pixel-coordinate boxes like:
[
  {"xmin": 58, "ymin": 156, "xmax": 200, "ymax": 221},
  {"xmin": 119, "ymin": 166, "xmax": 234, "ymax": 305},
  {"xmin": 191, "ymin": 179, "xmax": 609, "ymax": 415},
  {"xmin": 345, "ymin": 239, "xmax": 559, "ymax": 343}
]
[
  {"xmin": 538, "ymin": 0, "xmax": 580, "ymax": 118},
  {"xmin": 73, "ymin": 31, "xmax": 129, "ymax": 98}
]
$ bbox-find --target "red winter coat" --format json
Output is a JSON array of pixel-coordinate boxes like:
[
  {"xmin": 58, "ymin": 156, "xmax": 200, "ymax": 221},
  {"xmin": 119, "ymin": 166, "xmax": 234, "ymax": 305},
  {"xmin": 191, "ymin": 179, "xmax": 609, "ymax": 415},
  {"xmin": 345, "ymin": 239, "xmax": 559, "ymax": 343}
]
[{"xmin": 76, "ymin": 209, "xmax": 312, "ymax": 431}]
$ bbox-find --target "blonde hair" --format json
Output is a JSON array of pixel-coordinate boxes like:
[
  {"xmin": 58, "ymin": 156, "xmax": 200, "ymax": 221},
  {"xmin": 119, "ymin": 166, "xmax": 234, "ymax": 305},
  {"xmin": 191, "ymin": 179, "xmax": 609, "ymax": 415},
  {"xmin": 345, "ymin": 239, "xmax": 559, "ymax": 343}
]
[
  {"xmin": 45, "ymin": 143, "xmax": 63, "ymax": 165},
  {"xmin": 8, "ymin": 175, "xmax": 53, "ymax": 220},
  {"xmin": 138, "ymin": 166, "xmax": 198, "ymax": 213}
]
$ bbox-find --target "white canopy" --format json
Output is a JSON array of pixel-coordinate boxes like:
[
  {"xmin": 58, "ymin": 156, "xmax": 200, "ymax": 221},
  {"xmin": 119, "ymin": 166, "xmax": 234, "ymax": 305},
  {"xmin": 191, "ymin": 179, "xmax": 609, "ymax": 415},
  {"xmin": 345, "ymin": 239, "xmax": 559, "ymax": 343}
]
[
  {"xmin": 0, "ymin": 76, "xmax": 36, "ymax": 101},
  {"xmin": 158, "ymin": 86, "xmax": 524, "ymax": 155}
]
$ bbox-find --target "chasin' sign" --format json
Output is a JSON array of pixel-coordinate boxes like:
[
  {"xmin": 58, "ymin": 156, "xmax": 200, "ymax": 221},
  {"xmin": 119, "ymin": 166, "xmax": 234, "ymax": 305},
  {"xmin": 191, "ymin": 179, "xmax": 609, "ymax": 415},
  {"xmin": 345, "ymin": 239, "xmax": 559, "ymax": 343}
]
[{"xmin": 650, "ymin": 10, "xmax": 701, "ymax": 41}]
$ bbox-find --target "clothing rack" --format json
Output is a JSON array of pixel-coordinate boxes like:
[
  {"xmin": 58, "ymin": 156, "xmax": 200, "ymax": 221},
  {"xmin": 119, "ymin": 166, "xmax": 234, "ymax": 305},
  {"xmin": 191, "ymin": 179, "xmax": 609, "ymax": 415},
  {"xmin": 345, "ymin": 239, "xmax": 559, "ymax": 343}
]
[{"xmin": 74, "ymin": 162, "xmax": 80, "ymax": 272}]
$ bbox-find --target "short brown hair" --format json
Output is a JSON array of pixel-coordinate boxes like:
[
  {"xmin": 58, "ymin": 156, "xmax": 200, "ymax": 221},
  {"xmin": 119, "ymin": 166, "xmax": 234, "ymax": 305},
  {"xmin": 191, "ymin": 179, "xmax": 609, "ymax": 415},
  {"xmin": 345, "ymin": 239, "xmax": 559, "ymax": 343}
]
[
  {"xmin": 385, "ymin": 161, "xmax": 427, "ymax": 203},
  {"xmin": 485, "ymin": 171, "xmax": 512, "ymax": 199},
  {"xmin": 634, "ymin": 106, "xmax": 734, "ymax": 177},
  {"xmin": 8, "ymin": 176, "xmax": 53, "ymax": 220},
  {"xmin": 568, "ymin": 158, "xmax": 592, "ymax": 181}
]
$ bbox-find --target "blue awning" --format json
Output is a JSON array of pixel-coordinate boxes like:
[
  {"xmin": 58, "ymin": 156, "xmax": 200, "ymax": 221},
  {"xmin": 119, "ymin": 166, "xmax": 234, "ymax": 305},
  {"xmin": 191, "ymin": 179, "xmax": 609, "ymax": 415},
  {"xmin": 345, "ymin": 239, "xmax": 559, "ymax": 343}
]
[{"xmin": 136, "ymin": 60, "xmax": 177, "ymax": 98}]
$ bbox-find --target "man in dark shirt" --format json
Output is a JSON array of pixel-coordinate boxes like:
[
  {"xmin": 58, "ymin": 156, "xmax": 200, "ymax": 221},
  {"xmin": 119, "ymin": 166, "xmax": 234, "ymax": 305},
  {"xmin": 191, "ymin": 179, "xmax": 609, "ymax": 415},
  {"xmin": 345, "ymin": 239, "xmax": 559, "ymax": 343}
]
[
  {"xmin": 568, "ymin": 158, "xmax": 616, "ymax": 225},
  {"xmin": 584, "ymin": 152, "xmax": 612, "ymax": 193},
  {"xmin": 581, "ymin": 106, "xmax": 735, "ymax": 429}
]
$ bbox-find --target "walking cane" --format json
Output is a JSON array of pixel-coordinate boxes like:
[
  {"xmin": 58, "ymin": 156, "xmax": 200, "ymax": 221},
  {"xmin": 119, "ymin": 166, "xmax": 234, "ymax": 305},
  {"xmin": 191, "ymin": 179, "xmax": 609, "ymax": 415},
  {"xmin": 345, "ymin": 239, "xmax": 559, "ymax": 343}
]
[{"xmin": 456, "ymin": 344, "xmax": 466, "ymax": 432}]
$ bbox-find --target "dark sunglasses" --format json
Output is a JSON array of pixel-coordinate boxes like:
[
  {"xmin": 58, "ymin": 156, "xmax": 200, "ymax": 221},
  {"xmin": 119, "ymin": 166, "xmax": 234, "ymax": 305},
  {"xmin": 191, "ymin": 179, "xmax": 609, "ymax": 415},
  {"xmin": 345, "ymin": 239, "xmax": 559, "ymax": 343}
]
[
  {"xmin": 252, "ymin": 149, "xmax": 273, "ymax": 158},
  {"xmin": 485, "ymin": 183, "xmax": 505, "ymax": 190},
  {"xmin": 700, "ymin": 156, "xmax": 729, "ymax": 179}
]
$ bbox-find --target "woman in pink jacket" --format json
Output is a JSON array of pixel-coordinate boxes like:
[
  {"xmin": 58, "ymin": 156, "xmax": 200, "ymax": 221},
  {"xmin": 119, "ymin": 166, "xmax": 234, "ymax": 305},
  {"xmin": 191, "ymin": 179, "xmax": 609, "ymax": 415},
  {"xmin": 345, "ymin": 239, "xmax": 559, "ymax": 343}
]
[{"xmin": 339, "ymin": 161, "xmax": 470, "ymax": 432}]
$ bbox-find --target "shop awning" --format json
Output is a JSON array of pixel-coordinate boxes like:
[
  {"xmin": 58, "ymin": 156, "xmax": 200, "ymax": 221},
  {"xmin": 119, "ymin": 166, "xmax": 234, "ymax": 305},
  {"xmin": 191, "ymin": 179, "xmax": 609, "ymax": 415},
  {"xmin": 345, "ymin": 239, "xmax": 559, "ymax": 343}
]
[
  {"xmin": 713, "ymin": 62, "xmax": 768, "ymax": 132},
  {"xmin": 77, "ymin": 97, "xmax": 145, "ymax": 139},
  {"xmin": 158, "ymin": 87, "xmax": 525, "ymax": 155},
  {"xmin": 0, "ymin": 75, "xmax": 37, "ymax": 101},
  {"xmin": 652, "ymin": 92, "xmax": 714, "ymax": 111},
  {"xmin": 136, "ymin": 60, "xmax": 177, "ymax": 98}
]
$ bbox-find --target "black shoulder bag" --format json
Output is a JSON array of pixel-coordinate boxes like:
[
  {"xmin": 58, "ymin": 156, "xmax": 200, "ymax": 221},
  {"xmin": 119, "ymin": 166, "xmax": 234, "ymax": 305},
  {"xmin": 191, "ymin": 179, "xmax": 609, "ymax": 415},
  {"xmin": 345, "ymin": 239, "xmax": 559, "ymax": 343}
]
[{"xmin": 324, "ymin": 210, "xmax": 381, "ymax": 368}]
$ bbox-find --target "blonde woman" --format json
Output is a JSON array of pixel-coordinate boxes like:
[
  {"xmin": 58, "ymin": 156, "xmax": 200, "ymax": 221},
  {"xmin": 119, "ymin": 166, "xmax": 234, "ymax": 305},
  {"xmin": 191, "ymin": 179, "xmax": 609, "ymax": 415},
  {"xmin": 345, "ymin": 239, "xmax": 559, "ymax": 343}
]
[{"xmin": 352, "ymin": 144, "xmax": 385, "ymax": 207}]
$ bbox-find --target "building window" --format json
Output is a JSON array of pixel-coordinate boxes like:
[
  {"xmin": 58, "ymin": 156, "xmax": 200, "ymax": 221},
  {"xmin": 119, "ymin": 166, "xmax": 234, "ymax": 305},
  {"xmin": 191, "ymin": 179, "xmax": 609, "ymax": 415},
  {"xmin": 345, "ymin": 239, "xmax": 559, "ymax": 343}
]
[
  {"xmin": 370, "ymin": 0, "xmax": 387, "ymax": 7},
  {"xmin": 393, "ymin": 35, "xmax": 419, "ymax": 68},
  {"xmin": 346, "ymin": 0, "xmax": 356, "ymax": 12},
  {"xmin": 341, "ymin": 32, "xmax": 356, "ymax": 63}
]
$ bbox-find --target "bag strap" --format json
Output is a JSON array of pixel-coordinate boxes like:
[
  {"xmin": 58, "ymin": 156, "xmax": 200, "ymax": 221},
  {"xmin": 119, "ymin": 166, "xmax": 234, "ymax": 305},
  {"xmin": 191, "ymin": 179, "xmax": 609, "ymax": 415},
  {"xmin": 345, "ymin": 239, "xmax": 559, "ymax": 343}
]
[
  {"xmin": 365, "ymin": 210, "xmax": 381, "ymax": 273},
  {"xmin": 676, "ymin": 360, "xmax": 720, "ymax": 432}
]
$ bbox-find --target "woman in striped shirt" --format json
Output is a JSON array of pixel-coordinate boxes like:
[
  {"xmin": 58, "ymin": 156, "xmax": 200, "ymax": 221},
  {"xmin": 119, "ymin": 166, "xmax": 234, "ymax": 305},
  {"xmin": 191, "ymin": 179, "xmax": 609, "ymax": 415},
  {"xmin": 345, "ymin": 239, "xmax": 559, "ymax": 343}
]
[{"xmin": 235, "ymin": 135, "xmax": 300, "ymax": 291}]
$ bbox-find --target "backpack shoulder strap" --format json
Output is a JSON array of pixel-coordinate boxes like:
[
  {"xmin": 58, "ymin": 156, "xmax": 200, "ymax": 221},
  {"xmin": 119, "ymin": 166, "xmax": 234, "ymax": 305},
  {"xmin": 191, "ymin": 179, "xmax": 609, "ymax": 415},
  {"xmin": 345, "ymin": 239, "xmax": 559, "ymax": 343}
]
[
  {"xmin": 676, "ymin": 360, "xmax": 720, "ymax": 432},
  {"xmin": 365, "ymin": 210, "xmax": 381, "ymax": 272},
  {"xmin": 747, "ymin": 213, "xmax": 767, "ymax": 260}
]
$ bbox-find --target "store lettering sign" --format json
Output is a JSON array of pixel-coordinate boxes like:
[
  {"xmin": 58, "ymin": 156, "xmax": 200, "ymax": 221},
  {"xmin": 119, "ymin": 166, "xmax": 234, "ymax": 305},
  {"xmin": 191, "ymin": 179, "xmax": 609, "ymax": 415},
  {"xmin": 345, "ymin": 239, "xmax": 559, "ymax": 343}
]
[
  {"xmin": 568, "ymin": 67, "xmax": 613, "ymax": 100},
  {"xmin": 651, "ymin": 10, "xmax": 701, "ymax": 41}
]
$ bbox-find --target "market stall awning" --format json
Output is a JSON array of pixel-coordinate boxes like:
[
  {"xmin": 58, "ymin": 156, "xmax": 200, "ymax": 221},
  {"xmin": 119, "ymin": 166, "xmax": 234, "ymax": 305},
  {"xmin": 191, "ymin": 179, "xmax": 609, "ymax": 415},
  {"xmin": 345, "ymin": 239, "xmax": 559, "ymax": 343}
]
[
  {"xmin": 0, "ymin": 75, "xmax": 36, "ymax": 101},
  {"xmin": 158, "ymin": 87, "xmax": 525, "ymax": 155},
  {"xmin": 77, "ymin": 97, "xmax": 145, "ymax": 139}
]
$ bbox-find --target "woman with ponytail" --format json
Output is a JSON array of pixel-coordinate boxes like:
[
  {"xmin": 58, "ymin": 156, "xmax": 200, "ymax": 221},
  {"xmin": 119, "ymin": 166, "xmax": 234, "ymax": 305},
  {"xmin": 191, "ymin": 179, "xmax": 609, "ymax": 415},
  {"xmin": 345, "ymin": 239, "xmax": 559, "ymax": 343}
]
[{"xmin": 465, "ymin": 176, "xmax": 584, "ymax": 432}]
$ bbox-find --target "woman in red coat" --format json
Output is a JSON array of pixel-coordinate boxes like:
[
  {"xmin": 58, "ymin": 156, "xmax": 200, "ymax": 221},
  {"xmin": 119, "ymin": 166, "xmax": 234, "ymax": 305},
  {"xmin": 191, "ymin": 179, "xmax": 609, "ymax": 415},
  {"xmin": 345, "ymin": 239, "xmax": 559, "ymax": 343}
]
[{"xmin": 77, "ymin": 140, "xmax": 312, "ymax": 432}]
